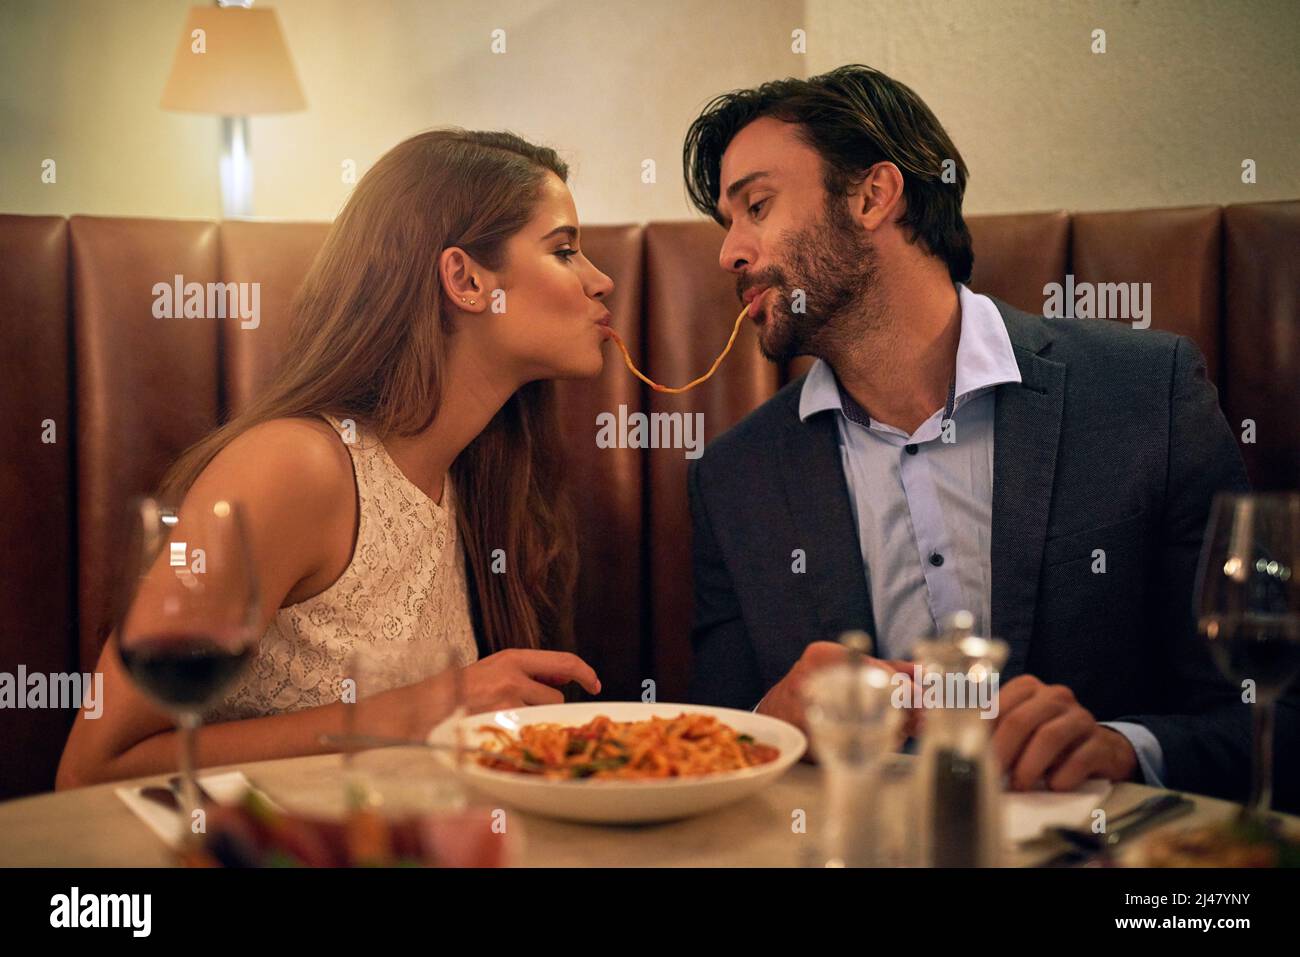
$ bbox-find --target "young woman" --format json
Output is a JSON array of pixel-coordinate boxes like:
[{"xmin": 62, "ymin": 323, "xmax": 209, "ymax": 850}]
[{"xmin": 57, "ymin": 129, "xmax": 612, "ymax": 787}]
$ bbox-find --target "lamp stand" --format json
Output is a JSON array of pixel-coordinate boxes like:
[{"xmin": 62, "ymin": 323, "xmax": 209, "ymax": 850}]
[{"xmin": 220, "ymin": 114, "xmax": 252, "ymax": 218}]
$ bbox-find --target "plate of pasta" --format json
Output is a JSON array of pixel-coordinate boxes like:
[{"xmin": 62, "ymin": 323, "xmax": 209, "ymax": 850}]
[{"xmin": 427, "ymin": 702, "xmax": 806, "ymax": 823}]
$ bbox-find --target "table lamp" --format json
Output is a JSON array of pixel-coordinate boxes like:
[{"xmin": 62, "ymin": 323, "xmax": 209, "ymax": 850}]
[{"xmin": 159, "ymin": 1, "xmax": 306, "ymax": 218}]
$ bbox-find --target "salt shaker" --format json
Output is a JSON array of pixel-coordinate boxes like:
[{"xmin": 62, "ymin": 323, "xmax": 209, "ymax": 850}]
[{"xmin": 801, "ymin": 631, "xmax": 902, "ymax": 867}]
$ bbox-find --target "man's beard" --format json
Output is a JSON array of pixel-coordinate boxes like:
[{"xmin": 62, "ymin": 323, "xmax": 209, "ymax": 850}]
[{"xmin": 749, "ymin": 197, "xmax": 879, "ymax": 364}]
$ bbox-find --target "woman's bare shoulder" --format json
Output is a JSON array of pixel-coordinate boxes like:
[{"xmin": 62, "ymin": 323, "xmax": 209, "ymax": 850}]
[
  {"xmin": 185, "ymin": 415, "xmax": 358, "ymax": 603},
  {"xmin": 228, "ymin": 415, "xmax": 350, "ymax": 476},
  {"xmin": 192, "ymin": 416, "xmax": 355, "ymax": 530}
]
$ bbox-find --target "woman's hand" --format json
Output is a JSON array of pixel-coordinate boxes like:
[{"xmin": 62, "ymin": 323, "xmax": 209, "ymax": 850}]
[
  {"xmin": 332, "ymin": 650, "xmax": 605, "ymax": 744},
  {"xmin": 459, "ymin": 649, "xmax": 601, "ymax": 713}
]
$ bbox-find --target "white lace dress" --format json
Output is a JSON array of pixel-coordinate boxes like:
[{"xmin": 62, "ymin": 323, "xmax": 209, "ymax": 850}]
[{"xmin": 206, "ymin": 413, "xmax": 479, "ymax": 722}]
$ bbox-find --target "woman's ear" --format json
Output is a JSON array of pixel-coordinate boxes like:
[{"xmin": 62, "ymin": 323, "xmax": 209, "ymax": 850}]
[{"xmin": 439, "ymin": 246, "xmax": 490, "ymax": 312}]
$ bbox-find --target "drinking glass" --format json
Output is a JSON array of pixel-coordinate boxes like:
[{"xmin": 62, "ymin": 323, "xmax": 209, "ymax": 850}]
[
  {"xmin": 1194, "ymin": 491, "xmax": 1300, "ymax": 818},
  {"xmin": 341, "ymin": 642, "xmax": 468, "ymax": 818},
  {"xmin": 801, "ymin": 651, "xmax": 903, "ymax": 867},
  {"xmin": 114, "ymin": 496, "xmax": 260, "ymax": 845}
]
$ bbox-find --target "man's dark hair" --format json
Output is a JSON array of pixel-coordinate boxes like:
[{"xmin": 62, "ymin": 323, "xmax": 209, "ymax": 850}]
[{"xmin": 683, "ymin": 64, "xmax": 974, "ymax": 284}]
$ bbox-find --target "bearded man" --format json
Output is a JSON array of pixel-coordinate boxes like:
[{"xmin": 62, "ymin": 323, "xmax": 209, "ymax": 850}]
[{"xmin": 681, "ymin": 64, "xmax": 1297, "ymax": 809}]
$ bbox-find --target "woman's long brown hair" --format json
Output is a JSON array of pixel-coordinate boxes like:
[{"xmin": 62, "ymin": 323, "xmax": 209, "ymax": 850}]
[{"xmin": 155, "ymin": 129, "xmax": 578, "ymax": 655}]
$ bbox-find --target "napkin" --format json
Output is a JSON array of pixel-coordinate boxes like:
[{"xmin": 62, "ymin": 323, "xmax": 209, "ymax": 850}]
[
  {"xmin": 1003, "ymin": 778, "xmax": 1112, "ymax": 844},
  {"xmin": 116, "ymin": 771, "xmax": 278, "ymax": 850}
]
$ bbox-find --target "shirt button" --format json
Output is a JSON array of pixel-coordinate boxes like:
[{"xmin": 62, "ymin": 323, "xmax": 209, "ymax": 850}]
[
  {"xmin": 929, "ymin": 552, "xmax": 944, "ymax": 567},
  {"xmin": 904, "ymin": 444, "xmax": 919, "ymax": 455}
]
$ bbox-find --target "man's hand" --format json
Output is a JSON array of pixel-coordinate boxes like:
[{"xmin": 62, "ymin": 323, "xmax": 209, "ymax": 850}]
[
  {"xmin": 756, "ymin": 641, "xmax": 918, "ymax": 754},
  {"xmin": 992, "ymin": 675, "xmax": 1139, "ymax": 790}
]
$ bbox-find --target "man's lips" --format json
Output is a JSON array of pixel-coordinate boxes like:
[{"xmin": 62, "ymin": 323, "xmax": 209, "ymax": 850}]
[{"xmin": 742, "ymin": 287, "xmax": 772, "ymax": 324}]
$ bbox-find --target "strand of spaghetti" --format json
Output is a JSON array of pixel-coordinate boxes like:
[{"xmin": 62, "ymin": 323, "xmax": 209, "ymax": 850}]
[{"xmin": 607, "ymin": 303, "xmax": 750, "ymax": 394}]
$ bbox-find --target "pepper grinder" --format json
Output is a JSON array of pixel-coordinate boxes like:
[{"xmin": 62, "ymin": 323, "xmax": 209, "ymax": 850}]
[{"xmin": 911, "ymin": 611, "xmax": 1008, "ymax": 867}]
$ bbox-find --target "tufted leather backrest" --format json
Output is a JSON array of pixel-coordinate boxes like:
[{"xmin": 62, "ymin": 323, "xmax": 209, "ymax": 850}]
[
  {"xmin": 0, "ymin": 215, "xmax": 74, "ymax": 797},
  {"xmin": 1222, "ymin": 202, "xmax": 1300, "ymax": 488},
  {"xmin": 68, "ymin": 217, "xmax": 223, "ymax": 674},
  {"xmin": 642, "ymin": 223, "xmax": 782, "ymax": 701},
  {"xmin": 553, "ymin": 225, "xmax": 647, "ymax": 700},
  {"xmin": 1, "ymin": 200, "xmax": 1296, "ymax": 797},
  {"xmin": 1071, "ymin": 206, "xmax": 1223, "ymax": 377},
  {"xmin": 218, "ymin": 220, "xmax": 333, "ymax": 414}
]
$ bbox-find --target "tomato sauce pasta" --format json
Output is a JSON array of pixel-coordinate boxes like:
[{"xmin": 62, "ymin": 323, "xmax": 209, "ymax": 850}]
[{"xmin": 476, "ymin": 712, "xmax": 779, "ymax": 779}]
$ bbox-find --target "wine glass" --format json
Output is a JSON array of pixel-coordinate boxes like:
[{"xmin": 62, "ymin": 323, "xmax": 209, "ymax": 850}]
[
  {"xmin": 340, "ymin": 642, "xmax": 467, "ymax": 818},
  {"xmin": 113, "ymin": 496, "xmax": 260, "ymax": 844},
  {"xmin": 1194, "ymin": 492, "xmax": 1300, "ymax": 818},
  {"xmin": 336, "ymin": 647, "xmax": 517, "ymax": 866}
]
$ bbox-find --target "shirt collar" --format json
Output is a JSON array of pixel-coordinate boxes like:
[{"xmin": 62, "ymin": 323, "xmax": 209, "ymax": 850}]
[{"xmin": 797, "ymin": 283, "xmax": 1023, "ymax": 423}]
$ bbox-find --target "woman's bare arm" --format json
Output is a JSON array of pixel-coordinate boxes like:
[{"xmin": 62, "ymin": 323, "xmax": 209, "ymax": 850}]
[{"xmin": 55, "ymin": 417, "xmax": 366, "ymax": 788}]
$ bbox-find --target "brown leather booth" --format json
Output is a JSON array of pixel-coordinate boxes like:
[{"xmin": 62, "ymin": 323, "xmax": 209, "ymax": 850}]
[{"xmin": 2, "ymin": 201, "xmax": 1296, "ymax": 799}]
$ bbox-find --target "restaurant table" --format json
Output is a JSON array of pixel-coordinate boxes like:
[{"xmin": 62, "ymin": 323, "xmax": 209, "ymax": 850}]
[{"xmin": 0, "ymin": 750, "xmax": 1294, "ymax": 867}]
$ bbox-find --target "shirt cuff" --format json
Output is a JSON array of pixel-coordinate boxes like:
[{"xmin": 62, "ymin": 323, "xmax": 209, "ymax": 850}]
[{"xmin": 1100, "ymin": 720, "xmax": 1166, "ymax": 788}]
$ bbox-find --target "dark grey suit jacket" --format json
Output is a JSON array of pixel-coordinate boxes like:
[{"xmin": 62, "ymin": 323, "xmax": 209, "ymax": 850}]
[{"xmin": 687, "ymin": 297, "xmax": 1298, "ymax": 809}]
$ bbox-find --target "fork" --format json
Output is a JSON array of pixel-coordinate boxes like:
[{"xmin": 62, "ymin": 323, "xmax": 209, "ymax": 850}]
[{"xmin": 318, "ymin": 732, "xmax": 544, "ymax": 772}]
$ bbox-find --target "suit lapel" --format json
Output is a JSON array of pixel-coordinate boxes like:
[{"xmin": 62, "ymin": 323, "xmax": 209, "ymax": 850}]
[
  {"xmin": 989, "ymin": 301, "xmax": 1066, "ymax": 678},
  {"xmin": 777, "ymin": 395, "xmax": 877, "ymax": 650},
  {"xmin": 776, "ymin": 298, "xmax": 1064, "ymax": 671}
]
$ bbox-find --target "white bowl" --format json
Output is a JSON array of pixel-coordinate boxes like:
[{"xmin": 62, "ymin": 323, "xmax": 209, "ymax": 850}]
[{"xmin": 427, "ymin": 701, "xmax": 806, "ymax": 824}]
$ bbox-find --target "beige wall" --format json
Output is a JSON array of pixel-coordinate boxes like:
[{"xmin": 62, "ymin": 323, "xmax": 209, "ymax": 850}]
[
  {"xmin": 2, "ymin": 0, "xmax": 1296, "ymax": 223},
  {"xmin": 805, "ymin": 0, "xmax": 1300, "ymax": 214}
]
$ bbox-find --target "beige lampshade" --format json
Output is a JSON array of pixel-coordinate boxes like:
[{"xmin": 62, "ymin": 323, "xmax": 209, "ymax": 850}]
[{"xmin": 160, "ymin": 6, "xmax": 306, "ymax": 114}]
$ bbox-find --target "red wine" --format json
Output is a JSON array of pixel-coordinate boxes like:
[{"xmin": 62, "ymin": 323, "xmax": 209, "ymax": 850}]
[
  {"xmin": 120, "ymin": 633, "xmax": 253, "ymax": 711},
  {"xmin": 1201, "ymin": 613, "xmax": 1300, "ymax": 700}
]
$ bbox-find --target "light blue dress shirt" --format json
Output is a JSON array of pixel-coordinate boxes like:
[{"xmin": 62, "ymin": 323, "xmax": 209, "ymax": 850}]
[{"xmin": 792, "ymin": 283, "xmax": 1164, "ymax": 786}]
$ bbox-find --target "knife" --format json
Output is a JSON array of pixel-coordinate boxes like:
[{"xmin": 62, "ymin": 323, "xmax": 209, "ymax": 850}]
[{"xmin": 1041, "ymin": 792, "xmax": 1194, "ymax": 866}]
